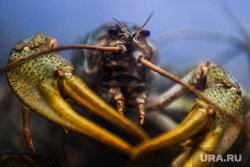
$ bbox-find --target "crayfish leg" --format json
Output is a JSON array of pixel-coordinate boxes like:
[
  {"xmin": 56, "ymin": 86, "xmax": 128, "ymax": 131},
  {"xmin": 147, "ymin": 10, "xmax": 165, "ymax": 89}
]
[
  {"xmin": 110, "ymin": 88, "xmax": 125, "ymax": 115},
  {"xmin": 136, "ymin": 93, "xmax": 147, "ymax": 124},
  {"xmin": 21, "ymin": 105, "xmax": 36, "ymax": 154}
]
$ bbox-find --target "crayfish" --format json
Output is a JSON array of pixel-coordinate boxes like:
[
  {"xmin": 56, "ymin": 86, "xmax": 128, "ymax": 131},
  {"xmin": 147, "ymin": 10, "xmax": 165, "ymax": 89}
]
[{"xmin": 0, "ymin": 14, "xmax": 248, "ymax": 167}]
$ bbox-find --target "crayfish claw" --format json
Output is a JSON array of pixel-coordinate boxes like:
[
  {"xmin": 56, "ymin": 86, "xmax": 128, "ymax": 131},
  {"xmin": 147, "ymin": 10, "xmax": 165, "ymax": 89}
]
[
  {"xmin": 58, "ymin": 73, "xmax": 149, "ymax": 141},
  {"xmin": 6, "ymin": 33, "xmax": 148, "ymax": 154}
]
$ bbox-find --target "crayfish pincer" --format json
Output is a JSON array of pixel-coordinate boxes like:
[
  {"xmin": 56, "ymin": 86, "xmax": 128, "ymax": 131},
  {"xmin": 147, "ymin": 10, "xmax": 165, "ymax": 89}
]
[
  {"xmin": 132, "ymin": 63, "xmax": 244, "ymax": 167},
  {"xmin": 6, "ymin": 33, "xmax": 148, "ymax": 155}
]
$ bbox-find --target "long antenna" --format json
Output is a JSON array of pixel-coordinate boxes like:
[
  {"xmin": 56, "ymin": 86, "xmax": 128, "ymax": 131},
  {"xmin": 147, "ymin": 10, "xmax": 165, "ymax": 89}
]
[{"xmin": 0, "ymin": 45, "xmax": 120, "ymax": 74}]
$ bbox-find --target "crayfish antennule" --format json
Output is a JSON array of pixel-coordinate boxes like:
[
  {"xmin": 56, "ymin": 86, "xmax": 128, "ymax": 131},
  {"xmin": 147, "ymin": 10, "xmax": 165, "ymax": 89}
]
[
  {"xmin": 113, "ymin": 18, "xmax": 127, "ymax": 34},
  {"xmin": 135, "ymin": 12, "xmax": 154, "ymax": 40}
]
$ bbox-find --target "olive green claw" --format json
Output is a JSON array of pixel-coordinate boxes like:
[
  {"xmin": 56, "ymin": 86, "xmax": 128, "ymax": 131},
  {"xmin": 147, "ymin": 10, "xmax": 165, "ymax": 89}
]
[
  {"xmin": 132, "ymin": 64, "xmax": 244, "ymax": 167},
  {"xmin": 6, "ymin": 33, "xmax": 148, "ymax": 154}
]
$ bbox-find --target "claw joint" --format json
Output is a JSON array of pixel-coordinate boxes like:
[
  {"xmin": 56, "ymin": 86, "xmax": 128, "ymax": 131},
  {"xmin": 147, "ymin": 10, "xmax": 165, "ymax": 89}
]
[{"xmin": 57, "ymin": 69, "xmax": 74, "ymax": 76}]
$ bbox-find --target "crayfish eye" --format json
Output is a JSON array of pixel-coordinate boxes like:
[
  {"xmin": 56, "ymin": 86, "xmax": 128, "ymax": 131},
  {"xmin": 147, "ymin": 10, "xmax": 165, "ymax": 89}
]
[
  {"xmin": 108, "ymin": 27, "xmax": 119, "ymax": 36},
  {"xmin": 140, "ymin": 30, "xmax": 150, "ymax": 37}
]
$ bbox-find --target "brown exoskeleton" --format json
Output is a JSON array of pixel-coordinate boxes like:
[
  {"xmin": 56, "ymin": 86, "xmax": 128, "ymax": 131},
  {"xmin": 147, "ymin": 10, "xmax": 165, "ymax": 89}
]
[{"xmin": 0, "ymin": 14, "xmax": 246, "ymax": 166}]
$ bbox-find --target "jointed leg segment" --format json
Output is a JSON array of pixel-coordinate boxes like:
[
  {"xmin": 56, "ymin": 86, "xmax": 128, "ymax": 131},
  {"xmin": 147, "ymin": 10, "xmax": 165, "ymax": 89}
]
[{"xmin": 22, "ymin": 105, "xmax": 36, "ymax": 154}]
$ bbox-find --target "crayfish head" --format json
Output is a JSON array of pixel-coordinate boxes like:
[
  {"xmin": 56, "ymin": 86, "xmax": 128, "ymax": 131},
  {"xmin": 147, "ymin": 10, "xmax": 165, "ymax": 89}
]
[{"xmin": 112, "ymin": 12, "xmax": 155, "ymax": 63}]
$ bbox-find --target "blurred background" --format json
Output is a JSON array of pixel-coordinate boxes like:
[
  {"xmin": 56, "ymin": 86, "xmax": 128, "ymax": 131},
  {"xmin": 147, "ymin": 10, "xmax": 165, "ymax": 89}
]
[{"xmin": 0, "ymin": 0, "xmax": 250, "ymax": 90}]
